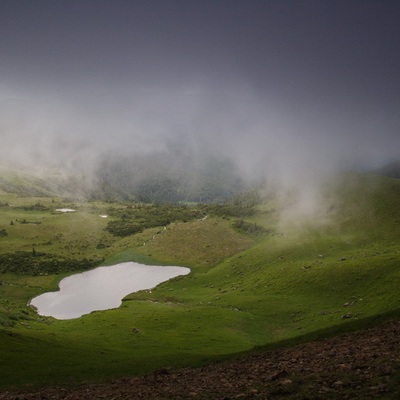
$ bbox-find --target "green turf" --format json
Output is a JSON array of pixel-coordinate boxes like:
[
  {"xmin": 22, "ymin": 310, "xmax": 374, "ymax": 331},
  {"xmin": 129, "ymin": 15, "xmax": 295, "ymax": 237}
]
[{"xmin": 1, "ymin": 172, "xmax": 400, "ymax": 390}]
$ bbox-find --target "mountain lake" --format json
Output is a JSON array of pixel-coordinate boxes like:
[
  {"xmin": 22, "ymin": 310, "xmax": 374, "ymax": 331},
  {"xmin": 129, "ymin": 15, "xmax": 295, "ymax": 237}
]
[{"xmin": 29, "ymin": 262, "xmax": 190, "ymax": 319}]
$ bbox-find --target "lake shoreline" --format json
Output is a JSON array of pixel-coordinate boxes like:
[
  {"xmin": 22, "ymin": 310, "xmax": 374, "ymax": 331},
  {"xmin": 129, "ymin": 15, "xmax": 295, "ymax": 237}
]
[{"xmin": 29, "ymin": 262, "xmax": 190, "ymax": 320}]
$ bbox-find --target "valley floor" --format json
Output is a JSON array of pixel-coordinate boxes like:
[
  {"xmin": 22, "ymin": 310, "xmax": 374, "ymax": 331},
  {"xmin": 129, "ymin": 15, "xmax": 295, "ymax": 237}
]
[{"xmin": 1, "ymin": 318, "xmax": 400, "ymax": 400}]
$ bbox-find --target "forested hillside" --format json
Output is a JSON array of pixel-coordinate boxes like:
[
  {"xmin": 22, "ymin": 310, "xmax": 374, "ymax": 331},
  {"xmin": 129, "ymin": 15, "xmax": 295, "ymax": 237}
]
[
  {"xmin": 93, "ymin": 149, "xmax": 246, "ymax": 203},
  {"xmin": 1, "ymin": 147, "xmax": 247, "ymax": 204}
]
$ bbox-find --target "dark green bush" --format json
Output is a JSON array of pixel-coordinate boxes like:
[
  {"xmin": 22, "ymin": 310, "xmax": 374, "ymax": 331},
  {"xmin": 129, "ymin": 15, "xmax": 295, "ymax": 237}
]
[
  {"xmin": 232, "ymin": 219, "xmax": 270, "ymax": 236},
  {"xmin": 105, "ymin": 204, "xmax": 205, "ymax": 237},
  {"xmin": 0, "ymin": 251, "xmax": 103, "ymax": 275}
]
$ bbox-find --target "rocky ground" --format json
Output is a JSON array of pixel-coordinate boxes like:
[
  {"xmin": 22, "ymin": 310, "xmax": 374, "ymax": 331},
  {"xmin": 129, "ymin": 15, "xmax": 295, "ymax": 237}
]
[{"xmin": 1, "ymin": 319, "xmax": 400, "ymax": 399}]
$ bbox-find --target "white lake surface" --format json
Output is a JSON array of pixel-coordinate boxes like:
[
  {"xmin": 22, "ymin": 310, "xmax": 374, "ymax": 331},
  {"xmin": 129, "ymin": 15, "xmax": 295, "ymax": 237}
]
[{"xmin": 30, "ymin": 262, "xmax": 190, "ymax": 320}]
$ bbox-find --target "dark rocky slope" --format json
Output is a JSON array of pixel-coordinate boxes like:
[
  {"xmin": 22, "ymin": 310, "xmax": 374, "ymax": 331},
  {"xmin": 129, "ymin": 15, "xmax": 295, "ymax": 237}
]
[{"xmin": 1, "ymin": 319, "xmax": 400, "ymax": 399}]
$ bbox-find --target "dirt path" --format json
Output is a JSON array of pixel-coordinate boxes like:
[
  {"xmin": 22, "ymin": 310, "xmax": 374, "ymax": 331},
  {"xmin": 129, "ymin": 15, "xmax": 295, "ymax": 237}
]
[{"xmin": 1, "ymin": 319, "xmax": 400, "ymax": 399}]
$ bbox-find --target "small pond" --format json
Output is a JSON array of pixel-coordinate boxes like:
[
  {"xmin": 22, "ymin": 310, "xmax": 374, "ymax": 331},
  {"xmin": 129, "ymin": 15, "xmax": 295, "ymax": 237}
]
[{"xmin": 29, "ymin": 262, "xmax": 190, "ymax": 320}]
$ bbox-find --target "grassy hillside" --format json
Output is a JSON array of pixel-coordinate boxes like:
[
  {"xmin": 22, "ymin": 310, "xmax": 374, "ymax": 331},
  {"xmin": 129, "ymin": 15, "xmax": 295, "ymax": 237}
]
[
  {"xmin": 1, "ymin": 172, "xmax": 400, "ymax": 390},
  {"xmin": 0, "ymin": 165, "xmax": 92, "ymax": 199}
]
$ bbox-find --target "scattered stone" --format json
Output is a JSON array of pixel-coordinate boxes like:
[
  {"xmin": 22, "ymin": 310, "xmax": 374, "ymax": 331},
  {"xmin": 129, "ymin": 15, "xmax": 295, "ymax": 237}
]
[
  {"xmin": 153, "ymin": 367, "xmax": 170, "ymax": 376},
  {"xmin": 380, "ymin": 365, "xmax": 394, "ymax": 375},
  {"xmin": 319, "ymin": 386, "xmax": 333, "ymax": 393},
  {"xmin": 341, "ymin": 313, "xmax": 353, "ymax": 319},
  {"xmin": 2, "ymin": 320, "xmax": 400, "ymax": 400},
  {"xmin": 271, "ymin": 369, "xmax": 289, "ymax": 380}
]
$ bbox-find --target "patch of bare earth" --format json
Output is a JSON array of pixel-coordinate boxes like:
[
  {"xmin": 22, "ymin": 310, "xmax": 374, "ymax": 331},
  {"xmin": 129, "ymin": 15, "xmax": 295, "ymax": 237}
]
[{"xmin": 1, "ymin": 320, "xmax": 400, "ymax": 399}]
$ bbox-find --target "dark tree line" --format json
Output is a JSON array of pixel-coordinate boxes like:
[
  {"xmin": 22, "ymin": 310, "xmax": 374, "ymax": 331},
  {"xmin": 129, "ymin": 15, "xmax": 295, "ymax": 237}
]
[{"xmin": 0, "ymin": 251, "xmax": 103, "ymax": 276}]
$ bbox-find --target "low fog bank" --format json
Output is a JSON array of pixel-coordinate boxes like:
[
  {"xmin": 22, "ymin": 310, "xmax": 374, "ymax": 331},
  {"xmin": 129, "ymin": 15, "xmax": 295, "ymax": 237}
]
[
  {"xmin": 1, "ymin": 82, "xmax": 399, "ymax": 210},
  {"xmin": 94, "ymin": 145, "xmax": 246, "ymax": 203}
]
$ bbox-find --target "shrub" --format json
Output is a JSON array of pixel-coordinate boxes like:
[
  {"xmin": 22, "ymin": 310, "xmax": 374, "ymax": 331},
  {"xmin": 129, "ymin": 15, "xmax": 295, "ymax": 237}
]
[
  {"xmin": 0, "ymin": 251, "xmax": 103, "ymax": 275},
  {"xmin": 232, "ymin": 219, "xmax": 270, "ymax": 236}
]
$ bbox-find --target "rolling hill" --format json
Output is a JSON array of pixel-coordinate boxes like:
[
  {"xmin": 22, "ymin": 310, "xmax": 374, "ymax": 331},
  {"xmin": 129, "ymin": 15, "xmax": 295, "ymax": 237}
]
[{"xmin": 0, "ymin": 168, "xmax": 399, "ymax": 397}]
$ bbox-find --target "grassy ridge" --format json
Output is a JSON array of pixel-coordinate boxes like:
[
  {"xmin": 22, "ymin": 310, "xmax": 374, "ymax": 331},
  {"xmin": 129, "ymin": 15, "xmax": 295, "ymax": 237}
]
[{"xmin": 1, "ymin": 173, "xmax": 400, "ymax": 389}]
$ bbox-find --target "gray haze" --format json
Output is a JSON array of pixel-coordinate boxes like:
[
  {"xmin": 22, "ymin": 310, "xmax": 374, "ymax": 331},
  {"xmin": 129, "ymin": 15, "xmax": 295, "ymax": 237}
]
[{"xmin": 1, "ymin": 1, "xmax": 399, "ymax": 194}]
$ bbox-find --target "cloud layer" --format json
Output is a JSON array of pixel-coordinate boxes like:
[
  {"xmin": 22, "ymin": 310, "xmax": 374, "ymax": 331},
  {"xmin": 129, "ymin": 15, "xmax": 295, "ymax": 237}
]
[{"xmin": 1, "ymin": 1, "xmax": 399, "ymax": 191}]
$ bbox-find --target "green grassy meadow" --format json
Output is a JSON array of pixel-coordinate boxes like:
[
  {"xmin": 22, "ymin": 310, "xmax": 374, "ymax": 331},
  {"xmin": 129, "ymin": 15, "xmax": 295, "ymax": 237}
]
[{"xmin": 1, "ymin": 173, "xmax": 400, "ymax": 390}]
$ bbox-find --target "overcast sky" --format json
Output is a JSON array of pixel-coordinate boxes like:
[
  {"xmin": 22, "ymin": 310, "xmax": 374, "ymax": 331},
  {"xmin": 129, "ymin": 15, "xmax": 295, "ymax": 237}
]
[{"xmin": 1, "ymin": 0, "xmax": 399, "ymax": 186}]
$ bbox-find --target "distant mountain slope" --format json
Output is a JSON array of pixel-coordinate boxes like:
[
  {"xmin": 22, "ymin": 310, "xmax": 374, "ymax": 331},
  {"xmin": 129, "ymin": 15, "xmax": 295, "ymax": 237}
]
[
  {"xmin": 374, "ymin": 160, "xmax": 400, "ymax": 179},
  {"xmin": 0, "ymin": 165, "xmax": 92, "ymax": 199},
  {"xmin": 92, "ymin": 150, "xmax": 247, "ymax": 203},
  {"xmin": 0, "ymin": 152, "xmax": 248, "ymax": 203}
]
